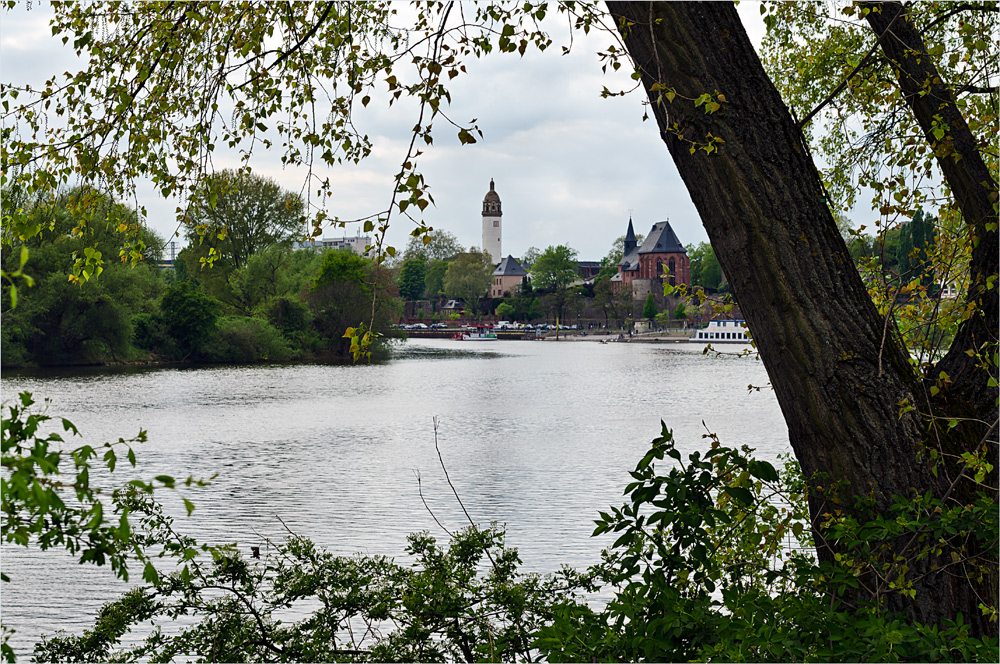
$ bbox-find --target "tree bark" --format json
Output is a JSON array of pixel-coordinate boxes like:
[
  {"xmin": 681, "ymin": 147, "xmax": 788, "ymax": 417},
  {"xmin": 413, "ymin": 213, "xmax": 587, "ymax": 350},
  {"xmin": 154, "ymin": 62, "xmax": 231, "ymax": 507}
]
[{"xmin": 606, "ymin": 0, "xmax": 996, "ymax": 635}]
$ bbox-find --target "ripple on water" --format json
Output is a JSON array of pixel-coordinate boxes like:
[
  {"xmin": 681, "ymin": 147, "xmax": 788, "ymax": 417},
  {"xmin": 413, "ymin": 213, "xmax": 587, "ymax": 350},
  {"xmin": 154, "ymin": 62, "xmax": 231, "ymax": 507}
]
[{"xmin": 2, "ymin": 338, "xmax": 787, "ymax": 657}]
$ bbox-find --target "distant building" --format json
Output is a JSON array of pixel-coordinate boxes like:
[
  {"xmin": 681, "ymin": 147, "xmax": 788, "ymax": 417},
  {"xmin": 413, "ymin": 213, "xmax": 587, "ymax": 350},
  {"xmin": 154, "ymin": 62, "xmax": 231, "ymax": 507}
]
[
  {"xmin": 577, "ymin": 261, "xmax": 602, "ymax": 281},
  {"xmin": 491, "ymin": 255, "xmax": 528, "ymax": 297},
  {"xmin": 482, "ymin": 179, "xmax": 502, "ymax": 265},
  {"xmin": 612, "ymin": 217, "xmax": 690, "ymax": 299},
  {"xmin": 293, "ymin": 235, "xmax": 373, "ymax": 256}
]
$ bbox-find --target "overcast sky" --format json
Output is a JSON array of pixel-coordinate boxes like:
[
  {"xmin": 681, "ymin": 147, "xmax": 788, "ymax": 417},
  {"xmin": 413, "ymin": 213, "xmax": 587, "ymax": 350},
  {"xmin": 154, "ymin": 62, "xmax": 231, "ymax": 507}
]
[{"xmin": 1, "ymin": 2, "xmax": 766, "ymax": 261}]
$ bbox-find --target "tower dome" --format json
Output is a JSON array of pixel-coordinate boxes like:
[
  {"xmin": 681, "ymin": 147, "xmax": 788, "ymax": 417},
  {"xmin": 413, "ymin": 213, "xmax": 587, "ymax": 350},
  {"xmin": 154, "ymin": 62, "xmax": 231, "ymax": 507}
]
[{"xmin": 482, "ymin": 178, "xmax": 501, "ymax": 215}]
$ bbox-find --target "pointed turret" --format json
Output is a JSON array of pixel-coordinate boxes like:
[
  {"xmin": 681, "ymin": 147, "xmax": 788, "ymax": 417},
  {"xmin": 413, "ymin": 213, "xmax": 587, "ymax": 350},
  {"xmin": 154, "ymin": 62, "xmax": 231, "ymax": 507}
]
[{"xmin": 623, "ymin": 217, "xmax": 637, "ymax": 256}]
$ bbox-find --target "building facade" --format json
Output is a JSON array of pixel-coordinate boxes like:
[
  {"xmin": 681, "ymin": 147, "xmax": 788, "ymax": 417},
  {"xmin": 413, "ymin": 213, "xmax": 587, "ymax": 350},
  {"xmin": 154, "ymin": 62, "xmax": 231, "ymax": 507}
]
[
  {"xmin": 491, "ymin": 255, "xmax": 528, "ymax": 297},
  {"xmin": 613, "ymin": 217, "xmax": 690, "ymax": 298},
  {"xmin": 293, "ymin": 235, "xmax": 373, "ymax": 256},
  {"xmin": 482, "ymin": 179, "xmax": 502, "ymax": 265}
]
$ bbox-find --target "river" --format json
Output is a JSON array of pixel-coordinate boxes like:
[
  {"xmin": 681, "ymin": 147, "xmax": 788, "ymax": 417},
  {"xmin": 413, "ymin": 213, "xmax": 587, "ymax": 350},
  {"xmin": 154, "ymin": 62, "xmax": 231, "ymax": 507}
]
[{"xmin": 1, "ymin": 337, "xmax": 788, "ymax": 658}]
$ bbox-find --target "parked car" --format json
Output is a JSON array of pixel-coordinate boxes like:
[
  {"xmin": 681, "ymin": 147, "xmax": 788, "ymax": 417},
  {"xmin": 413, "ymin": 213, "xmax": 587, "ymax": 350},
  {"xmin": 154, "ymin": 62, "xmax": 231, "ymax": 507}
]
[{"xmin": 412, "ymin": 323, "xmax": 428, "ymax": 329}]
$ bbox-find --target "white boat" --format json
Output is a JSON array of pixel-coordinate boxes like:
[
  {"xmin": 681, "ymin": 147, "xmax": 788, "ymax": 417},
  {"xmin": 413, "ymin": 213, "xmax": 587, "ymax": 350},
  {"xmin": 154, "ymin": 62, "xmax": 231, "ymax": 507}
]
[
  {"xmin": 457, "ymin": 325, "xmax": 498, "ymax": 340},
  {"xmin": 690, "ymin": 319, "xmax": 750, "ymax": 343}
]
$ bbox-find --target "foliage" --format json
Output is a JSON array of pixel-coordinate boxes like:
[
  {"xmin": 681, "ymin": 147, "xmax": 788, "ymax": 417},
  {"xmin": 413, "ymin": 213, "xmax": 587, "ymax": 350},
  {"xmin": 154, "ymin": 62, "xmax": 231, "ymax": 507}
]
[
  {"xmin": 159, "ymin": 282, "xmax": 220, "ymax": 359},
  {"xmin": 641, "ymin": 292, "xmax": 657, "ymax": 321},
  {"xmin": 2, "ymin": 2, "xmax": 569, "ymax": 278},
  {"xmin": 423, "ymin": 259, "xmax": 450, "ymax": 299},
  {"xmin": 200, "ymin": 316, "xmax": 295, "ymax": 363},
  {"xmin": 520, "ymin": 247, "xmax": 541, "ymax": 270},
  {"xmin": 495, "ymin": 301, "xmax": 515, "ymax": 320},
  {"xmin": 398, "ymin": 254, "xmax": 428, "ymax": 300},
  {"xmin": 33, "ymin": 503, "xmax": 591, "ymax": 663},
  {"xmin": 313, "ymin": 249, "xmax": 371, "ymax": 291},
  {"xmin": 593, "ymin": 278, "xmax": 631, "ymax": 328},
  {"xmin": 307, "ymin": 249, "xmax": 401, "ymax": 356},
  {"xmin": 403, "ymin": 229, "xmax": 463, "ymax": 263},
  {"xmin": 186, "ymin": 169, "xmax": 306, "ymax": 271},
  {"xmin": 686, "ymin": 242, "xmax": 722, "ymax": 290},
  {"xmin": 443, "ymin": 250, "xmax": 494, "ymax": 316},
  {"xmin": 535, "ymin": 425, "xmax": 999, "ymax": 662},
  {"xmin": 1, "ymin": 189, "xmax": 168, "ymax": 367},
  {"xmin": 497, "ymin": 289, "xmax": 542, "ymax": 323},
  {"xmin": 2, "ymin": 393, "xmax": 143, "ymax": 585},
  {"xmin": 267, "ymin": 296, "xmax": 313, "ymax": 341},
  {"xmin": 673, "ymin": 302, "xmax": 687, "ymax": 320},
  {"xmin": 530, "ymin": 245, "xmax": 579, "ymax": 292},
  {"xmin": 759, "ymin": 2, "xmax": 997, "ymax": 218},
  {"xmin": 1, "ymin": 392, "xmax": 209, "ymax": 663},
  {"xmin": 130, "ymin": 313, "xmax": 170, "ymax": 352}
]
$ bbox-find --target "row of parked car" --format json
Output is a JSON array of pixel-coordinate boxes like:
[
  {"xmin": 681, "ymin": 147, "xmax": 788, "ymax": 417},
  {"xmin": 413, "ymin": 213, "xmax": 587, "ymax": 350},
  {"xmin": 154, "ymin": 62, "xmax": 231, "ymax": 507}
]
[
  {"xmin": 393, "ymin": 322, "xmax": 580, "ymax": 331},
  {"xmin": 392, "ymin": 323, "xmax": 450, "ymax": 330},
  {"xmin": 498, "ymin": 322, "xmax": 583, "ymax": 330}
]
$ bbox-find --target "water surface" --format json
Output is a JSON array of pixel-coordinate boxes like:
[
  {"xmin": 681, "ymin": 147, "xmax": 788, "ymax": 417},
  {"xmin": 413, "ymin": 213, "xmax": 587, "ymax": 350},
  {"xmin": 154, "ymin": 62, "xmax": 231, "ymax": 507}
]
[{"xmin": 1, "ymin": 338, "xmax": 787, "ymax": 656}]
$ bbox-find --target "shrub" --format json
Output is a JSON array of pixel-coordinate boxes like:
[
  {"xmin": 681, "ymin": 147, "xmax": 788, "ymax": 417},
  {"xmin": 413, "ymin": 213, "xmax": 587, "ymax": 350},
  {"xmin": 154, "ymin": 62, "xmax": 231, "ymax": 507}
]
[
  {"xmin": 130, "ymin": 313, "xmax": 169, "ymax": 351},
  {"xmin": 200, "ymin": 316, "xmax": 293, "ymax": 363},
  {"xmin": 267, "ymin": 296, "xmax": 310, "ymax": 337},
  {"xmin": 159, "ymin": 282, "xmax": 219, "ymax": 358}
]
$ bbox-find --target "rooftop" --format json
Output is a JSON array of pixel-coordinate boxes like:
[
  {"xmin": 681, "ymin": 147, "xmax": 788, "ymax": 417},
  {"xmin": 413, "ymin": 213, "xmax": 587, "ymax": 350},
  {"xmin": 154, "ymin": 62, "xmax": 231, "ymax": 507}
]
[
  {"xmin": 638, "ymin": 221, "xmax": 686, "ymax": 254},
  {"xmin": 493, "ymin": 255, "xmax": 527, "ymax": 276}
]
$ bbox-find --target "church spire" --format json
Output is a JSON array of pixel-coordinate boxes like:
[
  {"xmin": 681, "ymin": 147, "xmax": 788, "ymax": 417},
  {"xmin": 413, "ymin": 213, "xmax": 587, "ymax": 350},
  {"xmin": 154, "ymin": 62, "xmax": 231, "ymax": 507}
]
[{"xmin": 623, "ymin": 216, "xmax": 637, "ymax": 255}]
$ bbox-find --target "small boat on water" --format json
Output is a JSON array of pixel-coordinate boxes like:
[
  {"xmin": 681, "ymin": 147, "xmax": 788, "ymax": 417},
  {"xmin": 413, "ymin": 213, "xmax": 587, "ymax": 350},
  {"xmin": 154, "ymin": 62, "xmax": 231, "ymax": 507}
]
[
  {"xmin": 690, "ymin": 319, "xmax": 750, "ymax": 343},
  {"xmin": 456, "ymin": 325, "xmax": 498, "ymax": 341}
]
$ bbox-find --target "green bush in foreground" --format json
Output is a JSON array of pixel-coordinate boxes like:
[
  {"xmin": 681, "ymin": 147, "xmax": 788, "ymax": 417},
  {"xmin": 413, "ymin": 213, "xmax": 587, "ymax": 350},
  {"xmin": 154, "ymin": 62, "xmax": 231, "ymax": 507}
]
[{"xmin": 4, "ymin": 397, "xmax": 996, "ymax": 662}]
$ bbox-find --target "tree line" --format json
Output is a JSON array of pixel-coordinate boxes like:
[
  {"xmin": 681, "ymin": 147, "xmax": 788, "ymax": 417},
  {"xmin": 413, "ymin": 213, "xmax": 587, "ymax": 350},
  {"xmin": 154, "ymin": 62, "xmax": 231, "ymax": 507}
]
[{"xmin": 2, "ymin": 172, "xmax": 402, "ymax": 368}]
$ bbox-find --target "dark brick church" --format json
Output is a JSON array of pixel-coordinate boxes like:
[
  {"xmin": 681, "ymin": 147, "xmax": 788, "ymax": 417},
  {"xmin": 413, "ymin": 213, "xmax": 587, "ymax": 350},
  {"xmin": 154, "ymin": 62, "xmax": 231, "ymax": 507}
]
[{"xmin": 611, "ymin": 217, "xmax": 690, "ymax": 299}]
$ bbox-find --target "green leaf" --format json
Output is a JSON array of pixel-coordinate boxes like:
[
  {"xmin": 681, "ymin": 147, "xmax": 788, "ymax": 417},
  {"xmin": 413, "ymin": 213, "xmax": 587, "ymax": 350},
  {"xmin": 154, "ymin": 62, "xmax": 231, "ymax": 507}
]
[
  {"xmin": 748, "ymin": 459, "xmax": 779, "ymax": 482},
  {"xmin": 723, "ymin": 486, "xmax": 754, "ymax": 505}
]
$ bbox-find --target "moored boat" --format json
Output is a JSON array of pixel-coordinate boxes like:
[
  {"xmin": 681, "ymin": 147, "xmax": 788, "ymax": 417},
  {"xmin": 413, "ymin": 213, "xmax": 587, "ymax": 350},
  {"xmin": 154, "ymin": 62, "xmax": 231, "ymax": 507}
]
[
  {"xmin": 457, "ymin": 325, "xmax": 498, "ymax": 340},
  {"xmin": 690, "ymin": 319, "xmax": 750, "ymax": 343}
]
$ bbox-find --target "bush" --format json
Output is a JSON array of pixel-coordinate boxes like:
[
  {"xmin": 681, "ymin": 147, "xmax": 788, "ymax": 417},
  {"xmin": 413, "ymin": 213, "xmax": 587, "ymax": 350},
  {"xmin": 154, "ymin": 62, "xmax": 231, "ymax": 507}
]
[
  {"xmin": 267, "ymin": 296, "xmax": 311, "ymax": 337},
  {"xmin": 159, "ymin": 282, "xmax": 219, "ymax": 358},
  {"xmin": 535, "ymin": 426, "xmax": 999, "ymax": 662},
  {"xmin": 130, "ymin": 313, "xmax": 169, "ymax": 351},
  {"xmin": 200, "ymin": 316, "xmax": 294, "ymax": 363}
]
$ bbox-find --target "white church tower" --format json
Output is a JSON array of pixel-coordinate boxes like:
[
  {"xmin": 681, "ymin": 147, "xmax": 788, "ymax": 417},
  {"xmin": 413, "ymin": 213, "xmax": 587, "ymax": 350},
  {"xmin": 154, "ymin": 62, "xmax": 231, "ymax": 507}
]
[{"xmin": 482, "ymin": 179, "xmax": 502, "ymax": 265}]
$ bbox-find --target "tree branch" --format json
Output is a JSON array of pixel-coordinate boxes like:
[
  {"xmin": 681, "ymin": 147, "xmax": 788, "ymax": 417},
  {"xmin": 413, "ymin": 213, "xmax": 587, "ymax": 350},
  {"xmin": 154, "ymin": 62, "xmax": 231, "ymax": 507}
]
[
  {"xmin": 797, "ymin": 9, "xmax": 904, "ymax": 130},
  {"xmin": 233, "ymin": 2, "xmax": 337, "ymax": 92},
  {"xmin": 919, "ymin": 3, "xmax": 998, "ymax": 36}
]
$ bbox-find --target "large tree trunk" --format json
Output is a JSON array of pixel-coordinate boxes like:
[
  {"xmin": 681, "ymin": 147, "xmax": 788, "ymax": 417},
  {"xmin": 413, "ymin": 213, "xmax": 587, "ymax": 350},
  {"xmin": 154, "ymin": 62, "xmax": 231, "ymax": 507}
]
[{"xmin": 606, "ymin": 0, "xmax": 996, "ymax": 635}]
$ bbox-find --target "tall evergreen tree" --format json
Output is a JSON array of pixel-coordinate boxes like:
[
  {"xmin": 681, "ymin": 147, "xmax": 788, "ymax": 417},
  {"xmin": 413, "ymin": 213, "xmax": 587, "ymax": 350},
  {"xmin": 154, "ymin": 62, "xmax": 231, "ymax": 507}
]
[{"xmin": 642, "ymin": 292, "xmax": 658, "ymax": 322}]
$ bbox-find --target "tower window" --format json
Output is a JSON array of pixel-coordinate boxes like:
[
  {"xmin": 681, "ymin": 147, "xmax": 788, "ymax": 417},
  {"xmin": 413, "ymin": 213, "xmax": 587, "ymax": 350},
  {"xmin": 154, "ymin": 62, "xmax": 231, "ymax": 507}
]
[{"xmin": 493, "ymin": 220, "xmax": 499, "ymax": 227}]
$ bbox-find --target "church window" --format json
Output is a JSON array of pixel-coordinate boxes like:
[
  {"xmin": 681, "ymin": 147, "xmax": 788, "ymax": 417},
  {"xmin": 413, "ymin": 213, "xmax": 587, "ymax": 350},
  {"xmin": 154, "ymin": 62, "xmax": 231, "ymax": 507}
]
[
  {"xmin": 494, "ymin": 220, "xmax": 499, "ymax": 227},
  {"xmin": 668, "ymin": 258, "xmax": 676, "ymax": 286}
]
